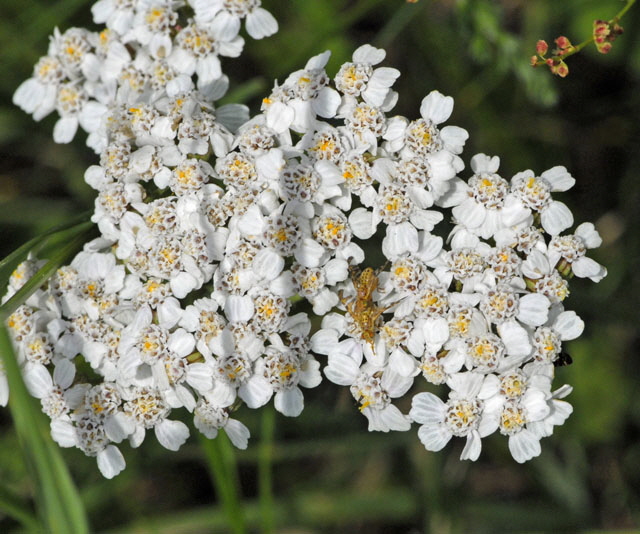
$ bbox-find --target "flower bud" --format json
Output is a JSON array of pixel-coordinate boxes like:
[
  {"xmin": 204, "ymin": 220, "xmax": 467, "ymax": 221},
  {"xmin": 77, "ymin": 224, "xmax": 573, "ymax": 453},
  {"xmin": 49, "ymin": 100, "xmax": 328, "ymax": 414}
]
[
  {"xmin": 536, "ymin": 40, "xmax": 548, "ymax": 56},
  {"xmin": 554, "ymin": 36, "xmax": 572, "ymax": 50}
]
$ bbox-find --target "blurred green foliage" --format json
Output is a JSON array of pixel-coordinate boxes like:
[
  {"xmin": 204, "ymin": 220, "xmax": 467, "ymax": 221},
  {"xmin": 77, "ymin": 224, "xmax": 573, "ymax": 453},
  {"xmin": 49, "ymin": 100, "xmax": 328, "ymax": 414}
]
[{"xmin": 1, "ymin": 0, "xmax": 639, "ymax": 532}]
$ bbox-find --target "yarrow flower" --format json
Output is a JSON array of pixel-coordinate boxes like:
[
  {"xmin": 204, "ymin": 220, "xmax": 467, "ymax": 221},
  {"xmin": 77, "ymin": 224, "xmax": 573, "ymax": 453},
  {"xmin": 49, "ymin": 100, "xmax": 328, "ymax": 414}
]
[{"xmin": 5, "ymin": 0, "xmax": 607, "ymax": 478}]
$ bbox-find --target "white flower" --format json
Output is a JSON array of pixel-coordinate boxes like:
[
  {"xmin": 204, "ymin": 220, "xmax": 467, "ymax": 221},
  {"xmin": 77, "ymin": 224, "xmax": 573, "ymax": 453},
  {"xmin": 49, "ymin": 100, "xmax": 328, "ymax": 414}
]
[
  {"xmin": 410, "ymin": 372, "xmax": 494, "ymax": 461},
  {"xmin": 548, "ymin": 223, "xmax": 607, "ymax": 282},
  {"xmin": 335, "ymin": 44, "xmax": 400, "ymax": 109},
  {"xmin": 503, "ymin": 166, "xmax": 576, "ymax": 236},
  {"xmin": 194, "ymin": 398, "xmax": 251, "ymax": 448},
  {"xmin": 191, "ymin": 0, "xmax": 278, "ymax": 40},
  {"xmin": 452, "ymin": 154, "xmax": 512, "ymax": 239}
]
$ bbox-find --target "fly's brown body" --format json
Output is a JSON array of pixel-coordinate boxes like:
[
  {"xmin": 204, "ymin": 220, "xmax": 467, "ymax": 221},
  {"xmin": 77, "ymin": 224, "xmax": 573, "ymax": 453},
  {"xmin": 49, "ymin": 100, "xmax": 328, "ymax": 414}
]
[{"xmin": 340, "ymin": 266, "xmax": 388, "ymax": 346}]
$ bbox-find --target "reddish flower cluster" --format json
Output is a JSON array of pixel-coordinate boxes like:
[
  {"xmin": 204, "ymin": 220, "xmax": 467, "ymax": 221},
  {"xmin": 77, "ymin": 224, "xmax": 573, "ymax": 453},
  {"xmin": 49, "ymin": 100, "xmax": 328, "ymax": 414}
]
[
  {"xmin": 593, "ymin": 19, "xmax": 624, "ymax": 54},
  {"xmin": 530, "ymin": 38, "xmax": 570, "ymax": 78}
]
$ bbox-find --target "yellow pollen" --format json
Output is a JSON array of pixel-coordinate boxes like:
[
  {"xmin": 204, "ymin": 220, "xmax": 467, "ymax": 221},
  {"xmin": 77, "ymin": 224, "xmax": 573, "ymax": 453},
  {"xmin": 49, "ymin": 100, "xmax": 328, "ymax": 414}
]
[
  {"xmin": 274, "ymin": 228, "xmax": 289, "ymax": 242},
  {"xmin": 386, "ymin": 198, "xmax": 400, "ymax": 212},
  {"xmin": 425, "ymin": 295, "xmax": 438, "ymax": 306},
  {"xmin": 527, "ymin": 177, "xmax": 536, "ymax": 188},
  {"xmin": 395, "ymin": 266, "xmax": 408, "ymax": 277},
  {"xmin": 147, "ymin": 281, "xmax": 160, "ymax": 293},
  {"xmin": 481, "ymin": 178, "xmax": 493, "ymax": 188}
]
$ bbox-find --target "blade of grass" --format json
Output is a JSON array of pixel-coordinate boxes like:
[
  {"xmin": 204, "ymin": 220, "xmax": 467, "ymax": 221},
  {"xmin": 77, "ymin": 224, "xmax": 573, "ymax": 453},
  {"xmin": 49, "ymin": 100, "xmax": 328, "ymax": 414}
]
[
  {"xmin": 199, "ymin": 432, "xmax": 246, "ymax": 534},
  {"xmin": 0, "ymin": 221, "xmax": 94, "ymax": 320},
  {"xmin": 0, "ymin": 484, "xmax": 40, "ymax": 532},
  {"xmin": 258, "ymin": 406, "xmax": 275, "ymax": 534},
  {"xmin": 0, "ymin": 212, "xmax": 91, "ymax": 287},
  {"xmin": 0, "ymin": 325, "xmax": 89, "ymax": 534}
]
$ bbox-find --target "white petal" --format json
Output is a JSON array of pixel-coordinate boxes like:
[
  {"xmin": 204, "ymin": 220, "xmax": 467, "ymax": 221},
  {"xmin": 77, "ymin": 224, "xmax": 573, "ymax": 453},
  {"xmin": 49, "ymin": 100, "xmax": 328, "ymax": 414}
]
[
  {"xmin": 517, "ymin": 293, "xmax": 550, "ymax": 327},
  {"xmin": 253, "ymin": 248, "xmax": 284, "ymax": 280},
  {"xmin": 541, "ymin": 201, "xmax": 573, "ymax": 236},
  {"xmin": 196, "ymin": 55, "xmax": 222, "ymax": 86},
  {"xmin": 575, "ymin": 222, "xmax": 602, "ymax": 248},
  {"xmin": 224, "ymin": 295, "xmax": 254, "ymax": 322},
  {"xmin": 452, "ymin": 198, "xmax": 485, "ymax": 229},
  {"xmin": 353, "ymin": 44, "xmax": 386, "ymax": 64},
  {"xmin": 349, "ymin": 207, "xmax": 376, "ymax": 239},
  {"xmin": 23, "ymin": 363, "xmax": 52, "ymax": 399},
  {"xmin": 313, "ymin": 87, "xmax": 341, "ymax": 119},
  {"xmin": 410, "ymin": 392, "xmax": 446, "ymax": 424},
  {"xmin": 417, "ymin": 423, "xmax": 451, "ymax": 451},
  {"xmin": 553, "ymin": 311, "xmax": 584, "ymax": 341},
  {"xmin": 460, "ymin": 430, "xmax": 482, "ymax": 461},
  {"xmin": 420, "ymin": 91, "xmax": 453, "ymax": 124},
  {"xmin": 246, "ymin": 8, "xmax": 278, "ymax": 39},
  {"xmin": 53, "ymin": 116, "xmax": 79, "ymax": 144},
  {"xmin": 541, "ymin": 166, "xmax": 575, "ymax": 192},
  {"xmin": 572, "ymin": 257, "xmax": 606, "ymax": 282},
  {"xmin": 294, "ymin": 238, "xmax": 326, "ymax": 268},
  {"xmin": 155, "ymin": 419, "xmax": 190, "ymax": 451},
  {"xmin": 274, "ymin": 388, "xmax": 304, "ymax": 417},
  {"xmin": 382, "ymin": 222, "xmax": 419, "ymax": 259},
  {"xmin": 379, "ymin": 404, "xmax": 411, "ymax": 431},
  {"xmin": 239, "ymin": 375, "xmax": 272, "ymax": 408},
  {"xmin": 389, "ymin": 349, "xmax": 416, "ymax": 377},
  {"xmin": 97, "ymin": 445, "xmax": 126, "ymax": 479},
  {"xmin": 53, "ymin": 359, "xmax": 75, "ymax": 389},
  {"xmin": 324, "ymin": 354, "xmax": 360, "ymax": 385},
  {"xmin": 508, "ymin": 429, "xmax": 541, "ymax": 463},
  {"xmin": 265, "ymin": 102, "xmax": 295, "ymax": 133},
  {"xmin": 440, "ymin": 126, "xmax": 469, "ymax": 155},
  {"xmin": 497, "ymin": 320, "xmax": 532, "ymax": 357},
  {"xmin": 50, "ymin": 419, "xmax": 77, "ymax": 447},
  {"xmin": 224, "ymin": 418, "xmax": 250, "ymax": 449},
  {"xmin": 104, "ymin": 412, "xmax": 135, "ymax": 443}
]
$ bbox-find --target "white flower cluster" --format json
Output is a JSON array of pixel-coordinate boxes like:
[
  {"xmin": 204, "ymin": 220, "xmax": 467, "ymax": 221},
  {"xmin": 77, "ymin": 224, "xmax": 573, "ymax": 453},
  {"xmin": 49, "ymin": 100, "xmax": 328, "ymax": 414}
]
[{"xmin": 5, "ymin": 0, "xmax": 607, "ymax": 478}]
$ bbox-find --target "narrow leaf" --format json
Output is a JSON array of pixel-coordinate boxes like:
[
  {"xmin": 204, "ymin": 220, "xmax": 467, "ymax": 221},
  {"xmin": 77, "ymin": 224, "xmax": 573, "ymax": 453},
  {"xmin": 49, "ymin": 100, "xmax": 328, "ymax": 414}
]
[{"xmin": 0, "ymin": 325, "xmax": 89, "ymax": 534}]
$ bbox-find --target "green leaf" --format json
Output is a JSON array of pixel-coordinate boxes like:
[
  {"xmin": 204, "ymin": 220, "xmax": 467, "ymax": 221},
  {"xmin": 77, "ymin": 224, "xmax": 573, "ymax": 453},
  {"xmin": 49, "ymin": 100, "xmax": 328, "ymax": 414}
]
[
  {"xmin": 0, "ymin": 219, "xmax": 94, "ymax": 321},
  {"xmin": 199, "ymin": 432, "xmax": 246, "ymax": 534},
  {"xmin": 0, "ymin": 325, "xmax": 89, "ymax": 534},
  {"xmin": 0, "ymin": 213, "xmax": 91, "ymax": 291},
  {"xmin": 0, "ymin": 483, "xmax": 40, "ymax": 532}
]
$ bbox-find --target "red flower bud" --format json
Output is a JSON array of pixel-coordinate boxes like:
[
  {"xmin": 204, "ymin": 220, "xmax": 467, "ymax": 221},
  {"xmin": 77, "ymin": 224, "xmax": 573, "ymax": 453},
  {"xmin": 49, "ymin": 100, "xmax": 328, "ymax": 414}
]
[
  {"xmin": 536, "ymin": 40, "xmax": 548, "ymax": 56},
  {"xmin": 554, "ymin": 36, "xmax": 572, "ymax": 50}
]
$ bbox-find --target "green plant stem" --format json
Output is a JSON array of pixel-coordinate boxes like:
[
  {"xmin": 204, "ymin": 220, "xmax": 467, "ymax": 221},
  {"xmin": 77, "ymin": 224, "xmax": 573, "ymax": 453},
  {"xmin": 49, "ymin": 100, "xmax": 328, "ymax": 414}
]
[
  {"xmin": 0, "ymin": 223, "xmax": 94, "ymax": 320},
  {"xmin": 258, "ymin": 407, "xmax": 276, "ymax": 534},
  {"xmin": 0, "ymin": 326, "xmax": 89, "ymax": 534},
  {"xmin": 616, "ymin": 0, "xmax": 637, "ymax": 21},
  {"xmin": 0, "ymin": 212, "xmax": 91, "ymax": 286},
  {"xmin": 0, "ymin": 484, "xmax": 41, "ymax": 532},
  {"xmin": 199, "ymin": 433, "xmax": 246, "ymax": 534}
]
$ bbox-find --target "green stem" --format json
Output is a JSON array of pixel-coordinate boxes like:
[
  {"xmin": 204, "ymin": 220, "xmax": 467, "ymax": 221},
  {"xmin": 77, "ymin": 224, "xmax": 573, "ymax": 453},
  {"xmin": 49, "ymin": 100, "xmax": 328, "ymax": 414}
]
[
  {"xmin": 615, "ymin": 0, "xmax": 637, "ymax": 21},
  {"xmin": 258, "ymin": 406, "xmax": 276, "ymax": 534},
  {"xmin": 199, "ymin": 433, "xmax": 246, "ymax": 534},
  {"xmin": 0, "ymin": 213, "xmax": 91, "ymax": 286},
  {"xmin": 0, "ymin": 484, "xmax": 41, "ymax": 532},
  {"xmin": 0, "ymin": 224, "xmax": 94, "ymax": 321},
  {"xmin": 0, "ymin": 326, "xmax": 89, "ymax": 533}
]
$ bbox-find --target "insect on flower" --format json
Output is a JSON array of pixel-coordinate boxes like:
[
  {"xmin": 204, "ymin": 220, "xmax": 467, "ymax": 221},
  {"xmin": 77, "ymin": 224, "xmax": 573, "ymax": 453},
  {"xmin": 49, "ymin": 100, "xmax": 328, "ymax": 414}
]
[{"xmin": 340, "ymin": 264, "xmax": 389, "ymax": 347}]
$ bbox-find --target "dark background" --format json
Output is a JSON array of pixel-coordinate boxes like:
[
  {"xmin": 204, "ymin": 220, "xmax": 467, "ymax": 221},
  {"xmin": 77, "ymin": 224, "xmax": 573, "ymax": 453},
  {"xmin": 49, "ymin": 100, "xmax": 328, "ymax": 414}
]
[{"xmin": 0, "ymin": 0, "xmax": 638, "ymax": 532}]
